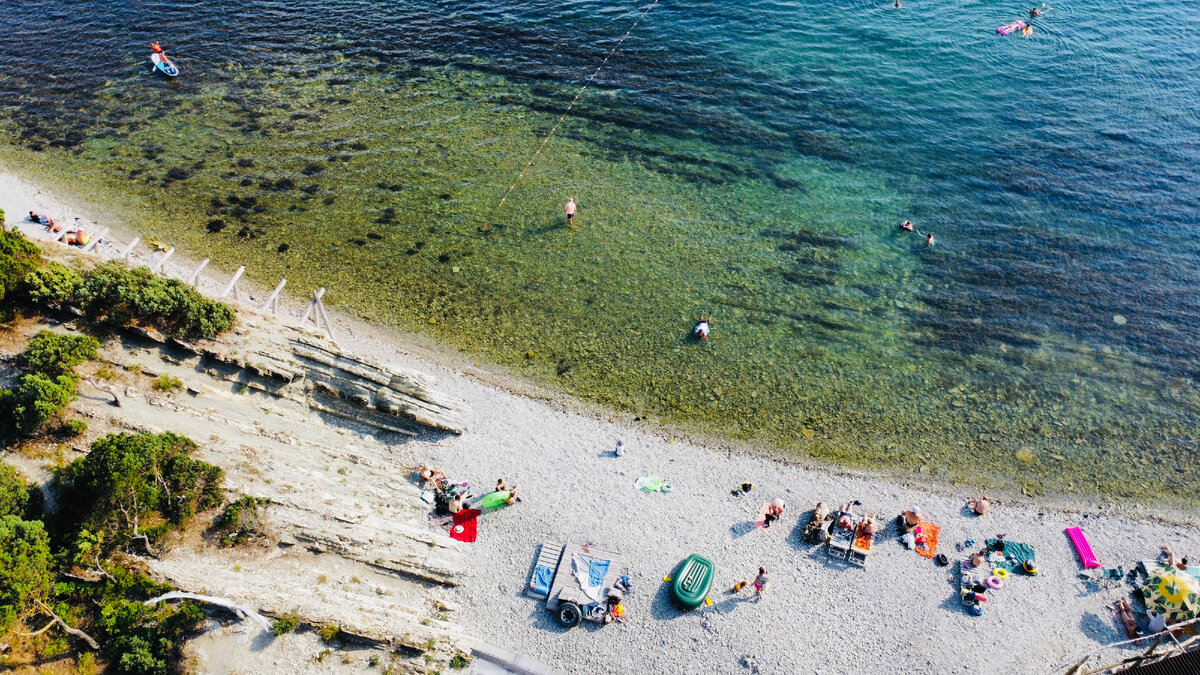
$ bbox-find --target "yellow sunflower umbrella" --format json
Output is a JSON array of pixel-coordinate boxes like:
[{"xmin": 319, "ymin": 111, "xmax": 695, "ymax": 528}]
[{"xmin": 1140, "ymin": 567, "xmax": 1200, "ymax": 623}]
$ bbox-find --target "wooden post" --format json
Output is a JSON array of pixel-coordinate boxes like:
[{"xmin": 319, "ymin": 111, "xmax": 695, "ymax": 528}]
[
  {"xmin": 220, "ymin": 266, "xmax": 245, "ymax": 299},
  {"xmin": 301, "ymin": 287, "xmax": 325, "ymax": 324},
  {"xmin": 301, "ymin": 287, "xmax": 337, "ymax": 344},
  {"xmin": 120, "ymin": 237, "xmax": 140, "ymax": 260},
  {"xmin": 81, "ymin": 228, "xmax": 108, "ymax": 253},
  {"xmin": 261, "ymin": 279, "xmax": 286, "ymax": 314},
  {"xmin": 187, "ymin": 258, "xmax": 209, "ymax": 285},
  {"xmin": 150, "ymin": 247, "xmax": 175, "ymax": 274}
]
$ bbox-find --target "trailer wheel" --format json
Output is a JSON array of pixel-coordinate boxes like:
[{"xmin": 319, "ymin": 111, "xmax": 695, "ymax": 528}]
[{"xmin": 557, "ymin": 601, "xmax": 582, "ymax": 628}]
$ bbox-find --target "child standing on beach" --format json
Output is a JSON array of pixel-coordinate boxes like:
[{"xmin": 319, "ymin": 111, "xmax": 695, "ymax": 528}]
[{"xmin": 754, "ymin": 567, "xmax": 769, "ymax": 600}]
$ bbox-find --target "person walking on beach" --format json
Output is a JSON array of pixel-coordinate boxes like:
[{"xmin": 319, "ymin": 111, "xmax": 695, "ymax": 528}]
[
  {"xmin": 753, "ymin": 567, "xmax": 769, "ymax": 600},
  {"xmin": 564, "ymin": 198, "xmax": 577, "ymax": 225}
]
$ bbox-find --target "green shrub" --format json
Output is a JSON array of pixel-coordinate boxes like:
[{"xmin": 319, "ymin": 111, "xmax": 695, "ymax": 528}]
[
  {"xmin": 272, "ymin": 611, "xmax": 300, "ymax": 636},
  {"xmin": 0, "ymin": 228, "xmax": 42, "ymax": 309},
  {"xmin": 75, "ymin": 263, "xmax": 236, "ymax": 340},
  {"xmin": 20, "ymin": 330, "xmax": 100, "ymax": 378},
  {"xmin": 0, "ymin": 514, "xmax": 52, "ymax": 634},
  {"xmin": 318, "ymin": 624, "xmax": 340, "ymax": 643},
  {"xmin": 450, "ymin": 651, "xmax": 473, "ymax": 669},
  {"xmin": 59, "ymin": 418, "xmax": 88, "ymax": 437},
  {"xmin": 23, "ymin": 261, "xmax": 83, "ymax": 307},
  {"xmin": 57, "ymin": 432, "xmax": 224, "ymax": 553},
  {"xmin": 98, "ymin": 598, "xmax": 204, "ymax": 675},
  {"xmin": 214, "ymin": 496, "xmax": 270, "ymax": 547},
  {"xmin": 76, "ymin": 652, "xmax": 98, "ymax": 675},
  {"xmin": 152, "ymin": 375, "xmax": 182, "ymax": 393},
  {"xmin": 0, "ymin": 372, "xmax": 78, "ymax": 439},
  {"xmin": 0, "ymin": 207, "xmax": 6, "ymax": 224},
  {"xmin": 0, "ymin": 465, "xmax": 31, "ymax": 519}
]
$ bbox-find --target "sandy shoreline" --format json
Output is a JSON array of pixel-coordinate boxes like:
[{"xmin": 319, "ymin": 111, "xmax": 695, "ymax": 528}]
[{"xmin": 2, "ymin": 165, "xmax": 1198, "ymax": 674}]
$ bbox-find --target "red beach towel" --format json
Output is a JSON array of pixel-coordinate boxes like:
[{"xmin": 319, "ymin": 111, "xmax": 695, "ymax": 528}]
[{"xmin": 450, "ymin": 509, "xmax": 481, "ymax": 543}]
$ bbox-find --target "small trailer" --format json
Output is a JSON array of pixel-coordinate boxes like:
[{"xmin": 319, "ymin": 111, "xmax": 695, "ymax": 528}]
[{"xmin": 526, "ymin": 542, "xmax": 625, "ymax": 628}]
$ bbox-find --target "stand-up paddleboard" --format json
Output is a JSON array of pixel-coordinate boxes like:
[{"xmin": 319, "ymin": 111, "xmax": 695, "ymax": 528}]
[
  {"xmin": 997, "ymin": 19, "xmax": 1028, "ymax": 35},
  {"xmin": 150, "ymin": 43, "xmax": 179, "ymax": 77}
]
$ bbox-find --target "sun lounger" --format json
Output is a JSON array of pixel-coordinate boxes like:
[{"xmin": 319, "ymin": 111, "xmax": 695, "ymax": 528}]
[
  {"xmin": 827, "ymin": 513, "xmax": 858, "ymax": 560},
  {"xmin": 848, "ymin": 515, "xmax": 877, "ymax": 567},
  {"xmin": 526, "ymin": 542, "xmax": 565, "ymax": 599}
]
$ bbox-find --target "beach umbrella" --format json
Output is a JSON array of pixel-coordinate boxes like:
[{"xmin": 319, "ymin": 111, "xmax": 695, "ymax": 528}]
[{"xmin": 1140, "ymin": 567, "xmax": 1200, "ymax": 623}]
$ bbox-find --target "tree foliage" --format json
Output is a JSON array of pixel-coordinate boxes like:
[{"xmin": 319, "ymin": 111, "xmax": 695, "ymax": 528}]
[
  {"xmin": 58, "ymin": 433, "xmax": 224, "ymax": 551},
  {"xmin": 0, "ymin": 373, "xmax": 78, "ymax": 440},
  {"xmin": 0, "ymin": 464, "xmax": 31, "ymax": 519},
  {"xmin": 97, "ymin": 599, "xmax": 204, "ymax": 675},
  {"xmin": 24, "ymin": 261, "xmax": 84, "ymax": 307},
  {"xmin": 21, "ymin": 330, "xmax": 100, "ymax": 378},
  {"xmin": 75, "ymin": 264, "xmax": 236, "ymax": 340},
  {"xmin": 0, "ymin": 514, "xmax": 52, "ymax": 634},
  {"xmin": 0, "ymin": 228, "xmax": 43, "ymax": 310}
]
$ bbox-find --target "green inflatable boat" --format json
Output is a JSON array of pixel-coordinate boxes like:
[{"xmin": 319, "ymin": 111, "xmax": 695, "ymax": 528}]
[{"xmin": 670, "ymin": 554, "xmax": 714, "ymax": 610}]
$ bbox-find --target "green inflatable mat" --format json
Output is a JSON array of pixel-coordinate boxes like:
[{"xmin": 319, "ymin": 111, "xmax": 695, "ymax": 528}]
[{"xmin": 480, "ymin": 491, "xmax": 511, "ymax": 508}]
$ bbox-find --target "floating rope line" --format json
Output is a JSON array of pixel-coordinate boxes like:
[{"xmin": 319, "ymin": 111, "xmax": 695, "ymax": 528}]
[{"xmin": 493, "ymin": 0, "xmax": 663, "ymax": 214}]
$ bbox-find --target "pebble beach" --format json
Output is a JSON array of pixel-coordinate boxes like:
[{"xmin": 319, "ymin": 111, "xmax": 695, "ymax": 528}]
[{"xmin": 4, "ymin": 169, "xmax": 1198, "ymax": 675}]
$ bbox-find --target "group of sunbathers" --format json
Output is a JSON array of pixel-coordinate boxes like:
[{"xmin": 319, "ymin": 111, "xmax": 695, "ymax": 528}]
[
  {"xmin": 27, "ymin": 211, "xmax": 91, "ymax": 246},
  {"xmin": 417, "ymin": 465, "xmax": 520, "ymax": 517}
]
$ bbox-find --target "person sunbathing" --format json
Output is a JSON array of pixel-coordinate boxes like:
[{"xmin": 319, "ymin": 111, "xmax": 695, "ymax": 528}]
[
  {"xmin": 418, "ymin": 464, "xmax": 447, "ymax": 484},
  {"xmin": 967, "ymin": 497, "xmax": 990, "ymax": 515},
  {"xmin": 1161, "ymin": 546, "xmax": 1189, "ymax": 571},
  {"xmin": 1112, "ymin": 599, "xmax": 1140, "ymax": 638},
  {"xmin": 496, "ymin": 478, "xmax": 508, "ymax": 492},
  {"xmin": 504, "ymin": 486, "xmax": 520, "ymax": 506}
]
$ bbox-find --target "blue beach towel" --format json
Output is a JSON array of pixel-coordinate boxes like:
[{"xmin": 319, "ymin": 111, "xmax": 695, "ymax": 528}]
[{"xmin": 531, "ymin": 565, "xmax": 554, "ymax": 596}]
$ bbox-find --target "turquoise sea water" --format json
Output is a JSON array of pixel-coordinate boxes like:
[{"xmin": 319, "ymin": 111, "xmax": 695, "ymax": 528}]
[{"xmin": 1, "ymin": 0, "xmax": 1198, "ymax": 503}]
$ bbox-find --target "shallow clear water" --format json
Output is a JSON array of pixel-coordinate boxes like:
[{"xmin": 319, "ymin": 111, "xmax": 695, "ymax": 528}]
[{"xmin": 2, "ymin": 0, "xmax": 1198, "ymax": 503}]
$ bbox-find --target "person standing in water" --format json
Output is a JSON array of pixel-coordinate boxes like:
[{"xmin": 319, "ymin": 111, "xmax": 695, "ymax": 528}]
[
  {"xmin": 925, "ymin": 232, "xmax": 935, "ymax": 247},
  {"xmin": 564, "ymin": 198, "xmax": 577, "ymax": 225}
]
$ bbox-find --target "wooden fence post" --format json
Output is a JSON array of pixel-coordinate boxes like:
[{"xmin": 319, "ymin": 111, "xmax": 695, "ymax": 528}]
[{"xmin": 220, "ymin": 266, "xmax": 245, "ymax": 300}]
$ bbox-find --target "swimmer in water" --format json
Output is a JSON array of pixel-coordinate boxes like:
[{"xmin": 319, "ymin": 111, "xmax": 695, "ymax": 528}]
[
  {"xmin": 900, "ymin": 220, "xmax": 914, "ymax": 232},
  {"xmin": 1021, "ymin": 24, "xmax": 1033, "ymax": 36},
  {"xmin": 894, "ymin": 0, "xmax": 901, "ymax": 7},
  {"xmin": 925, "ymin": 232, "xmax": 935, "ymax": 247},
  {"xmin": 1030, "ymin": 3, "xmax": 1049, "ymax": 17}
]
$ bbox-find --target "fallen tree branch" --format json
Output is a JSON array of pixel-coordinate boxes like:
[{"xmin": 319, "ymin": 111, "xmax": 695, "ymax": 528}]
[
  {"xmin": 144, "ymin": 592, "xmax": 272, "ymax": 632},
  {"xmin": 34, "ymin": 598, "xmax": 99, "ymax": 650},
  {"xmin": 84, "ymin": 378, "xmax": 122, "ymax": 407}
]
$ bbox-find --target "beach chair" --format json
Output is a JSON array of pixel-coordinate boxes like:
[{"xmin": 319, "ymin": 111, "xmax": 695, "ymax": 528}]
[
  {"xmin": 827, "ymin": 514, "xmax": 857, "ymax": 560},
  {"xmin": 848, "ymin": 515, "xmax": 877, "ymax": 567}
]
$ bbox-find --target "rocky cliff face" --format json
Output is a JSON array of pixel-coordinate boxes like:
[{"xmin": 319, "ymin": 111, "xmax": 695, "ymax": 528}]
[{"xmin": 62, "ymin": 316, "xmax": 473, "ymax": 670}]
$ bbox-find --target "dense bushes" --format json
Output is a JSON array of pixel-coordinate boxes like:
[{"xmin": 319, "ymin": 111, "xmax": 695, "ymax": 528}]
[
  {"xmin": 0, "ymin": 331, "xmax": 98, "ymax": 440},
  {"xmin": 24, "ymin": 261, "xmax": 83, "ymax": 306},
  {"xmin": 21, "ymin": 330, "xmax": 100, "ymax": 377},
  {"xmin": 0, "ymin": 232, "xmax": 237, "ymax": 340},
  {"xmin": 58, "ymin": 432, "xmax": 224, "ymax": 551},
  {"xmin": 0, "ymin": 464, "xmax": 31, "ymax": 519},
  {"xmin": 0, "ymin": 228, "xmax": 42, "ymax": 310},
  {"xmin": 76, "ymin": 263, "xmax": 236, "ymax": 340},
  {"xmin": 97, "ymin": 598, "xmax": 204, "ymax": 675},
  {"xmin": 0, "ymin": 373, "xmax": 78, "ymax": 440},
  {"xmin": 0, "ymin": 515, "xmax": 52, "ymax": 635}
]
